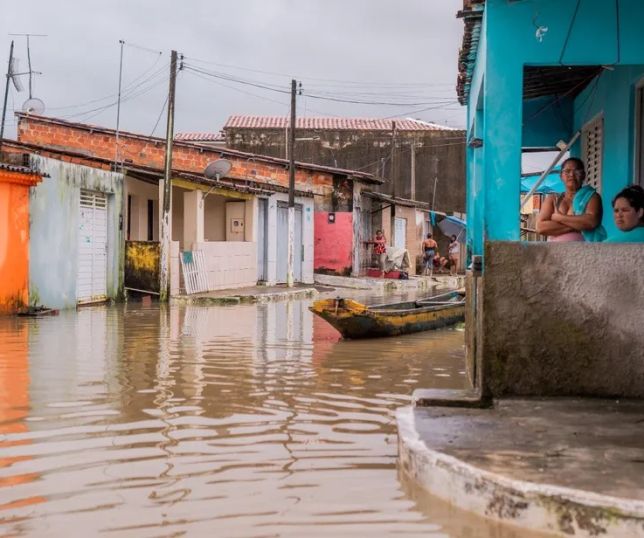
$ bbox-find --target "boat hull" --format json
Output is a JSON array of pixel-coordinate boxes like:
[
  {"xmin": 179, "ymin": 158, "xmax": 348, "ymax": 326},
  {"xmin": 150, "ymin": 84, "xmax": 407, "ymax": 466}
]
[{"xmin": 310, "ymin": 297, "xmax": 465, "ymax": 339}]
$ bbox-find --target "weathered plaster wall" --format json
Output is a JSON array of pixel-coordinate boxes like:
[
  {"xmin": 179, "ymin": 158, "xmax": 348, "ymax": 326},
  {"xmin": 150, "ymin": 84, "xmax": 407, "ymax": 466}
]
[
  {"xmin": 313, "ymin": 212, "xmax": 353, "ymax": 276},
  {"xmin": 225, "ymin": 127, "xmax": 466, "ymax": 214},
  {"xmin": 480, "ymin": 242, "xmax": 644, "ymax": 397},
  {"xmin": 29, "ymin": 156, "xmax": 123, "ymax": 310}
]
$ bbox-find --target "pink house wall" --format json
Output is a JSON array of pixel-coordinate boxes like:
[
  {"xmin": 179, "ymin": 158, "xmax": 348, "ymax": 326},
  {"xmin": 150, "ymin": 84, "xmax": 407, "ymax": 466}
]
[{"xmin": 314, "ymin": 212, "xmax": 353, "ymax": 275}]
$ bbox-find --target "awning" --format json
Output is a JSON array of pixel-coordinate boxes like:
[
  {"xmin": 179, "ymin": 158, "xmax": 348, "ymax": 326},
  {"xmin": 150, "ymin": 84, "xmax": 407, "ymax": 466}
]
[{"xmin": 521, "ymin": 168, "xmax": 564, "ymax": 195}]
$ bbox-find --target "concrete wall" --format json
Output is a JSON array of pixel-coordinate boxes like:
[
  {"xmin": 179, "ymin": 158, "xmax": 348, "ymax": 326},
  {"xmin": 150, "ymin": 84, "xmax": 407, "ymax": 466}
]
[
  {"xmin": 124, "ymin": 177, "xmax": 158, "ymax": 241},
  {"xmin": 194, "ymin": 241, "xmax": 257, "ymax": 290},
  {"xmin": 225, "ymin": 127, "xmax": 466, "ymax": 214},
  {"xmin": 476, "ymin": 242, "xmax": 644, "ymax": 398},
  {"xmin": 314, "ymin": 211, "xmax": 353, "ymax": 276},
  {"xmin": 28, "ymin": 156, "xmax": 123, "ymax": 310},
  {"xmin": 204, "ymin": 195, "xmax": 226, "ymax": 241}
]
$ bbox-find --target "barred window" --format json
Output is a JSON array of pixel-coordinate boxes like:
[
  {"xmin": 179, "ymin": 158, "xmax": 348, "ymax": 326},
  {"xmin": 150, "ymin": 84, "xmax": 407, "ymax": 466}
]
[{"xmin": 582, "ymin": 115, "xmax": 603, "ymax": 193}]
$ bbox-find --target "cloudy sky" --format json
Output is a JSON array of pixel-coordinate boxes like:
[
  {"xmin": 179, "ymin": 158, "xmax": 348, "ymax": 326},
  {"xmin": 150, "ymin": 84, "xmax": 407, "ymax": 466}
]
[{"xmin": 1, "ymin": 1, "xmax": 466, "ymax": 139}]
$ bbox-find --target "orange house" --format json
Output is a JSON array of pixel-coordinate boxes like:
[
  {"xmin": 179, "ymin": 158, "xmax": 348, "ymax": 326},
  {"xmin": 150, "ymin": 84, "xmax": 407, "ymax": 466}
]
[{"xmin": 0, "ymin": 163, "xmax": 42, "ymax": 314}]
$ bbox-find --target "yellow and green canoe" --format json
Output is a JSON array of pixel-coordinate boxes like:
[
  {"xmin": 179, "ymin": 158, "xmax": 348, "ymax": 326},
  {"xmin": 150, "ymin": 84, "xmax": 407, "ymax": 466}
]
[{"xmin": 310, "ymin": 291, "xmax": 465, "ymax": 339}]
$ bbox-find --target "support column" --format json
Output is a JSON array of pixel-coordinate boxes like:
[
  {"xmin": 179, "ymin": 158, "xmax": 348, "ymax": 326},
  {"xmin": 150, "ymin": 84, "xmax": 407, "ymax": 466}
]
[
  {"xmin": 482, "ymin": 58, "xmax": 523, "ymax": 241},
  {"xmin": 183, "ymin": 189, "xmax": 204, "ymax": 250}
]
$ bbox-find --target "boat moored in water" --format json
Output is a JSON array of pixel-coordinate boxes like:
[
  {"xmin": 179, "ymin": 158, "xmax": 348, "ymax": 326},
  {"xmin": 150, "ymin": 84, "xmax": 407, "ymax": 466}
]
[{"xmin": 309, "ymin": 290, "xmax": 465, "ymax": 339}]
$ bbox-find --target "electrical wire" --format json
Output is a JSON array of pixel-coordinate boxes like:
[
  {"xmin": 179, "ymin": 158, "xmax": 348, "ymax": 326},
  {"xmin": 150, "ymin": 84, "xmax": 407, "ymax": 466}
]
[{"xmin": 149, "ymin": 95, "xmax": 169, "ymax": 137}]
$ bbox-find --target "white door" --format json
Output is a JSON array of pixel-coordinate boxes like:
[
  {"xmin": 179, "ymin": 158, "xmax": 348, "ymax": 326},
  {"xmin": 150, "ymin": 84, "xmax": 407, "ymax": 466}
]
[
  {"xmin": 276, "ymin": 202, "xmax": 303, "ymax": 283},
  {"xmin": 394, "ymin": 217, "xmax": 406, "ymax": 249},
  {"xmin": 77, "ymin": 190, "xmax": 108, "ymax": 304}
]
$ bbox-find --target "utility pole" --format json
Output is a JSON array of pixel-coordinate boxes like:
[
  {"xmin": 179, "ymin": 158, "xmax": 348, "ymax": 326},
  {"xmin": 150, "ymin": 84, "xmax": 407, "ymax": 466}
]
[
  {"xmin": 115, "ymin": 40, "xmax": 125, "ymax": 165},
  {"xmin": 431, "ymin": 155, "xmax": 439, "ymax": 212},
  {"xmin": 0, "ymin": 41, "xmax": 14, "ymax": 154},
  {"xmin": 410, "ymin": 140, "xmax": 416, "ymax": 201},
  {"xmin": 160, "ymin": 50, "xmax": 178, "ymax": 302},
  {"xmin": 389, "ymin": 121, "xmax": 397, "ymax": 242},
  {"xmin": 287, "ymin": 79, "xmax": 297, "ymax": 288}
]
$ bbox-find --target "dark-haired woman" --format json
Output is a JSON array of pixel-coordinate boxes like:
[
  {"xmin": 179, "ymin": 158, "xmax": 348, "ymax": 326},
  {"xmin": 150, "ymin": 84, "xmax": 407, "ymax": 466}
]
[
  {"xmin": 605, "ymin": 185, "xmax": 644, "ymax": 243},
  {"xmin": 536, "ymin": 157, "xmax": 606, "ymax": 242}
]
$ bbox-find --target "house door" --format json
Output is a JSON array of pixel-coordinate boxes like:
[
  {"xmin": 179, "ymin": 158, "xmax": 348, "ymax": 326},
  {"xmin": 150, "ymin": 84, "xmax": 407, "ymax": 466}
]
[
  {"xmin": 394, "ymin": 217, "xmax": 406, "ymax": 249},
  {"xmin": 276, "ymin": 202, "xmax": 303, "ymax": 283},
  {"xmin": 77, "ymin": 190, "xmax": 108, "ymax": 304},
  {"xmin": 257, "ymin": 198, "xmax": 268, "ymax": 281}
]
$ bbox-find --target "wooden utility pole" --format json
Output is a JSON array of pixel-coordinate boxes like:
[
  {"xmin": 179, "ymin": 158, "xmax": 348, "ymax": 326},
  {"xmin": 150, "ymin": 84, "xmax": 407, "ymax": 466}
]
[
  {"xmin": 410, "ymin": 140, "xmax": 416, "ymax": 201},
  {"xmin": 159, "ymin": 50, "xmax": 178, "ymax": 302},
  {"xmin": 390, "ymin": 120, "xmax": 397, "ymax": 242},
  {"xmin": 287, "ymin": 79, "xmax": 297, "ymax": 288},
  {"xmin": 0, "ymin": 41, "xmax": 14, "ymax": 154}
]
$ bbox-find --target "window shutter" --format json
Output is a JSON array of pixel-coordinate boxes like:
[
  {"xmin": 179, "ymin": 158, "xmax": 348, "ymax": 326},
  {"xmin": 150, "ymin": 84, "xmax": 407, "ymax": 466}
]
[{"xmin": 582, "ymin": 116, "xmax": 603, "ymax": 193}]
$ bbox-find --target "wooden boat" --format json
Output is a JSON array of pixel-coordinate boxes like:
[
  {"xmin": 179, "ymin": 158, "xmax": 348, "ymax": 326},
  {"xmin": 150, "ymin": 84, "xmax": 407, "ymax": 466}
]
[{"xmin": 309, "ymin": 290, "xmax": 465, "ymax": 339}]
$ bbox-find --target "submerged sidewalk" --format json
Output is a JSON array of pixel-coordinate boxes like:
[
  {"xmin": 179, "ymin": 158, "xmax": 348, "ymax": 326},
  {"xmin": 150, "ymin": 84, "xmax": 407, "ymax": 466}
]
[
  {"xmin": 397, "ymin": 397, "xmax": 644, "ymax": 537},
  {"xmin": 171, "ymin": 283, "xmax": 320, "ymax": 305},
  {"xmin": 314, "ymin": 273, "xmax": 464, "ymax": 291}
]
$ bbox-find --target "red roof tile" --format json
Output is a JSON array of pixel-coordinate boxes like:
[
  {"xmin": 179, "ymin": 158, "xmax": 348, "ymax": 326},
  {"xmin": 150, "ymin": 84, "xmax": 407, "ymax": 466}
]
[
  {"xmin": 175, "ymin": 131, "xmax": 225, "ymax": 141},
  {"xmin": 223, "ymin": 115, "xmax": 462, "ymax": 132}
]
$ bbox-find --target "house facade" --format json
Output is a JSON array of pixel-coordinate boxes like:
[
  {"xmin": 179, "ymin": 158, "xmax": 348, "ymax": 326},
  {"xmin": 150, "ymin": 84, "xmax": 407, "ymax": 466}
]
[
  {"xmin": 0, "ymin": 162, "xmax": 42, "ymax": 314},
  {"xmin": 11, "ymin": 114, "xmax": 379, "ymax": 301},
  {"xmin": 219, "ymin": 116, "xmax": 466, "ymax": 214},
  {"xmin": 459, "ymin": 0, "xmax": 644, "ymax": 398}
]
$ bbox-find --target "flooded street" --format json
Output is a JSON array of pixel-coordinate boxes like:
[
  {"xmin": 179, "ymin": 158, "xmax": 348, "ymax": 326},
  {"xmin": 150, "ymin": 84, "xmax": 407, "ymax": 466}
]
[{"xmin": 0, "ymin": 295, "xmax": 532, "ymax": 537}]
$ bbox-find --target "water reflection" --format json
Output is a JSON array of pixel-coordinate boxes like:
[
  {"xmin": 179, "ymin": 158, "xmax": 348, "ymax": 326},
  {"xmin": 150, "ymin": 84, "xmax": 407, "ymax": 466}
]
[{"xmin": 0, "ymin": 298, "xmax": 540, "ymax": 537}]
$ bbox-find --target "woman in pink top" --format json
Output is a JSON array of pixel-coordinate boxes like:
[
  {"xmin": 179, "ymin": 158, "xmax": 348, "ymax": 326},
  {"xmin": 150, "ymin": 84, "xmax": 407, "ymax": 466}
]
[{"xmin": 536, "ymin": 158, "xmax": 603, "ymax": 242}]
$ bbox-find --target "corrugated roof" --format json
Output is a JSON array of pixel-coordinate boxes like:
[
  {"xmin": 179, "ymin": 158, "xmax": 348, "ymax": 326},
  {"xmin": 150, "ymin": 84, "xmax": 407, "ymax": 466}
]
[
  {"xmin": 223, "ymin": 115, "xmax": 462, "ymax": 132},
  {"xmin": 175, "ymin": 132, "xmax": 225, "ymax": 141},
  {"xmin": 0, "ymin": 161, "xmax": 39, "ymax": 174}
]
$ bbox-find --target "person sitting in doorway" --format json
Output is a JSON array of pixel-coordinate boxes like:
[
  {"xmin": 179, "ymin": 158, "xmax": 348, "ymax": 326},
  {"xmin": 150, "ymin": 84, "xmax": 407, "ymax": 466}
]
[
  {"xmin": 536, "ymin": 157, "xmax": 606, "ymax": 242},
  {"xmin": 448, "ymin": 235, "xmax": 460, "ymax": 275},
  {"xmin": 433, "ymin": 252, "xmax": 449, "ymax": 273},
  {"xmin": 369, "ymin": 229, "xmax": 387, "ymax": 276},
  {"xmin": 421, "ymin": 233, "xmax": 438, "ymax": 275},
  {"xmin": 605, "ymin": 185, "xmax": 644, "ymax": 242}
]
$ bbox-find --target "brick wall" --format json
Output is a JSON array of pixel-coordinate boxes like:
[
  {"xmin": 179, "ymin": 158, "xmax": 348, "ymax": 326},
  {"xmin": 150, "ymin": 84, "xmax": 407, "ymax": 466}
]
[{"xmin": 17, "ymin": 116, "xmax": 337, "ymax": 198}]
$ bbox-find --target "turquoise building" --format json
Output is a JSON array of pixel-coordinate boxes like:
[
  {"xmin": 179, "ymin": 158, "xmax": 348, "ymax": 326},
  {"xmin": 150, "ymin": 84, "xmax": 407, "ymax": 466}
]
[
  {"xmin": 457, "ymin": 0, "xmax": 644, "ymax": 399},
  {"xmin": 460, "ymin": 0, "xmax": 644, "ymax": 255}
]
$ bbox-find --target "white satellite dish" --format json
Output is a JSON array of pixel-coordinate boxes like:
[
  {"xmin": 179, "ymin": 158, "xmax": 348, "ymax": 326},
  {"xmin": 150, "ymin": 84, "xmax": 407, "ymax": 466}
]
[
  {"xmin": 22, "ymin": 97, "xmax": 45, "ymax": 115},
  {"xmin": 204, "ymin": 159, "xmax": 232, "ymax": 180},
  {"xmin": 9, "ymin": 57, "xmax": 24, "ymax": 92}
]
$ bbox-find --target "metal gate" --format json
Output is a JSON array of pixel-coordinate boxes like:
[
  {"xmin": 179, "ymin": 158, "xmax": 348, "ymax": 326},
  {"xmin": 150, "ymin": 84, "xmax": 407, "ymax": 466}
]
[
  {"xmin": 276, "ymin": 202, "xmax": 303, "ymax": 283},
  {"xmin": 77, "ymin": 190, "xmax": 108, "ymax": 304},
  {"xmin": 257, "ymin": 198, "xmax": 268, "ymax": 281}
]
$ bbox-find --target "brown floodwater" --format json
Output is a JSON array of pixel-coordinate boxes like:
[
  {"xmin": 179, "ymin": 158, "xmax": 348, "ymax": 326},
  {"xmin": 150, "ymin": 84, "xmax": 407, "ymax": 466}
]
[{"xmin": 0, "ymin": 295, "xmax": 543, "ymax": 537}]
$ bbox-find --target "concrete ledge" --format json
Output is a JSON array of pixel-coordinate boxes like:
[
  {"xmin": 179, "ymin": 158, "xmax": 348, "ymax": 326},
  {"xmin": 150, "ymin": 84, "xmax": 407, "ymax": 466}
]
[
  {"xmin": 171, "ymin": 287, "xmax": 318, "ymax": 305},
  {"xmin": 314, "ymin": 273, "xmax": 464, "ymax": 291},
  {"xmin": 396, "ymin": 405, "xmax": 644, "ymax": 537},
  {"xmin": 413, "ymin": 388, "xmax": 491, "ymax": 408}
]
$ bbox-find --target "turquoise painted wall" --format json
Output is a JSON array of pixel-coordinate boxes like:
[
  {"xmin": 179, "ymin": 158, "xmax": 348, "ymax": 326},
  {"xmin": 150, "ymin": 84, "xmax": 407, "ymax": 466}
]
[
  {"xmin": 466, "ymin": 0, "xmax": 644, "ymax": 255},
  {"xmin": 29, "ymin": 156, "xmax": 124, "ymax": 309}
]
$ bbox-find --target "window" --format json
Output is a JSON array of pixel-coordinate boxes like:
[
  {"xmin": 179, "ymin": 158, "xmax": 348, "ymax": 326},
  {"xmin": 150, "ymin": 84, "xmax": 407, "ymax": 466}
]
[
  {"xmin": 636, "ymin": 85, "xmax": 644, "ymax": 188},
  {"xmin": 581, "ymin": 114, "xmax": 603, "ymax": 193}
]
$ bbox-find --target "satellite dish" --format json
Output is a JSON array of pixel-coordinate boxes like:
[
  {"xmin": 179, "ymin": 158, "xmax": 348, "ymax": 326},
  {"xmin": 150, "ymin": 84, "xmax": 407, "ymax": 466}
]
[
  {"xmin": 9, "ymin": 58, "xmax": 24, "ymax": 92},
  {"xmin": 204, "ymin": 159, "xmax": 232, "ymax": 180},
  {"xmin": 22, "ymin": 97, "xmax": 45, "ymax": 115}
]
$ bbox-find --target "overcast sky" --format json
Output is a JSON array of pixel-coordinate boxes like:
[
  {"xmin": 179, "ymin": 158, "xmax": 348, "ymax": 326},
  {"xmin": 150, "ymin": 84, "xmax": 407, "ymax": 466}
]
[{"xmin": 1, "ymin": 0, "xmax": 466, "ymax": 139}]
